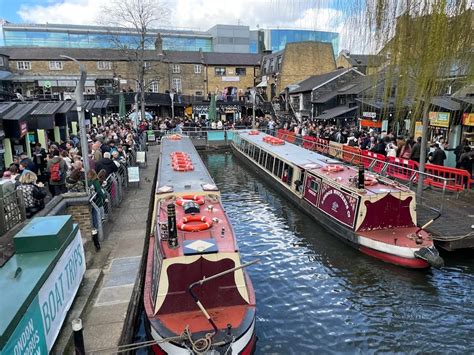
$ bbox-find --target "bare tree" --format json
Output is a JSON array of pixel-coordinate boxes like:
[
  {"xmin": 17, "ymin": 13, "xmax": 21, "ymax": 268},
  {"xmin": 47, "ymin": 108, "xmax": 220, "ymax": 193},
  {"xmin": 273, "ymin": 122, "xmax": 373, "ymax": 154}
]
[{"xmin": 99, "ymin": 0, "xmax": 169, "ymax": 123}]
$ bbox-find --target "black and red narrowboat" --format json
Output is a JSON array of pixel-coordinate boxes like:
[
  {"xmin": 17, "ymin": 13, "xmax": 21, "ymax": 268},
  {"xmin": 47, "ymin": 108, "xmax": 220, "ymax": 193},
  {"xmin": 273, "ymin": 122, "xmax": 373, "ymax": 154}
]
[
  {"xmin": 231, "ymin": 131, "xmax": 443, "ymax": 269},
  {"xmin": 144, "ymin": 135, "xmax": 256, "ymax": 354}
]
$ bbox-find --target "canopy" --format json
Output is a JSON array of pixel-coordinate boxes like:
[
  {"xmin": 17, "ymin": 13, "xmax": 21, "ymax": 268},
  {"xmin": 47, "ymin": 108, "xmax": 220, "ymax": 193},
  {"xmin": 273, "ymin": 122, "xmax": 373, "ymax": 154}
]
[
  {"xmin": 256, "ymin": 81, "xmax": 268, "ymax": 88},
  {"xmin": 128, "ymin": 111, "xmax": 153, "ymax": 120},
  {"xmin": 208, "ymin": 94, "xmax": 217, "ymax": 122}
]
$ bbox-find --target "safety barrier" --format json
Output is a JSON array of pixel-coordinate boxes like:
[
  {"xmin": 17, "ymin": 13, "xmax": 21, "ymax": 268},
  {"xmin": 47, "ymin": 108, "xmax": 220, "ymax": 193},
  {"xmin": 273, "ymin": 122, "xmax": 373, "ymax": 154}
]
[
  {"xmin": 361, "ymin": 150, "xmax": 386, "ymax": 173},
  {"xmin": 342, "ymin": 145, "xmax": 362, "ymax": 165},
  {"xmin": 302, "ymin": 135, "xmax": 318, "ymax": 150},
  {"xmin": 422, "ymin": 164, "xmax": 472, "ymax": 192},
  {"xmin": 329, "ymin": 142, "xmax": 344, "ymax": 160},
  {"xmin": 386, "ymin": 157, "xmax": 419, "ymax": 182}
]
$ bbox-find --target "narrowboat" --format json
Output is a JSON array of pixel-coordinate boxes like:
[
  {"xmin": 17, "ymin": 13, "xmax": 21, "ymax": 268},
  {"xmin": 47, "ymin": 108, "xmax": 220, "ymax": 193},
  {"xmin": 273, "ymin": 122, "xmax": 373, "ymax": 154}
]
[
  {"xmin": 144, "ymin": 134, "xmax": 256, "ymax": 354},
  {"xmin": 231, "ymin": 131, "xmax": 443, "ymax": 269}
]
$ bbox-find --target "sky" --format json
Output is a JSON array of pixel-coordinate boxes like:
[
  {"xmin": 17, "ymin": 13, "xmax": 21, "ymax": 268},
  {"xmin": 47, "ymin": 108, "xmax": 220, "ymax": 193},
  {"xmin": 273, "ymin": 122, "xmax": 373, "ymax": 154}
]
[{"xmin": 0, "ymin": 0, "xmax": 369, "ymax": 52}]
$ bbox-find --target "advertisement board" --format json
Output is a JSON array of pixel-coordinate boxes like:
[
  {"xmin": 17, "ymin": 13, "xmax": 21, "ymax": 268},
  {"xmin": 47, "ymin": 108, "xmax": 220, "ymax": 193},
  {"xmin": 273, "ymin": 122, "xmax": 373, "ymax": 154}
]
[
  {"xmin": 317, "ymin": 182, "xmax": 359, "ymax": 229},
  {"xmin": 462, "ymin": 113, "xmax": 474, "ymax": 126},
  {"xmin": 1, "ymin": 231, "xmax": 85, "ymax": 354},
  {"xmin": 429, "ymin": 112, "xmax": 450, "ymax": 127},
  {"xmin": 415, "ymin": 121, "xmax": 423, "ymax": 139}
]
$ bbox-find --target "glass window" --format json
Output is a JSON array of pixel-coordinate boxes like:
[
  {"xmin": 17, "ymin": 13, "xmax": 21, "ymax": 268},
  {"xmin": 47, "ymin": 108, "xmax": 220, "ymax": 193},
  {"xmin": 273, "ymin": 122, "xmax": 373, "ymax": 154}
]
[
  {"xmin": 235, "ymin": 67, "xmax": 246, "ymax": 76},
  {"xmin": 17, "ymin": 61, "xmax": 31, "ymax": 70},
  {"xmin": 259, "ymin": 151, "xmax": 266, "ymax": 166},
  {"xmin": 215, "ymin": 67, "xmax": 226, "ymax": 76},
  {"xmin": 49, "ymin": 61, "xmax": 63, "ymax": 70},
  {"xmin": 310, "ymin": 179, "xmax": 319, "ymax": 192},
  {"xmin": 194, "ymin": 64, "xmax": 202, "ymax": 74},
  {"xmin": 97, "ymin": 61, "xmax": 112, "ymax": 70},
  {"xmin": 172, "ymin": 78, "xmax": 182, "ymax": 93},
  {"xmin": 150, "ymin": 81, "xmax": 159, "ymax": 93},
  {"xmin": 0, "ymin": 57, "xmax": 4, "ymax": 66},
  {"xmin": 172, "ymin": 64, "xmax": 180, "ymax": 74},
  {"xmin": 266, "ymin": 154, "xmax": 275, "ymax": 172},
  {"xmin": 277, "ymin": 57, "xmax": 282, "ymax": 71}
]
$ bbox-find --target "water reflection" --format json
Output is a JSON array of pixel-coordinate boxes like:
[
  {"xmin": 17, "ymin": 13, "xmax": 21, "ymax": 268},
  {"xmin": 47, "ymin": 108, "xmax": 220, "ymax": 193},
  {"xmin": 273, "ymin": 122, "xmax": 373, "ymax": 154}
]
[{"xmin": 202, "ymin": 152, "xmax": 474, "ymax": 354}]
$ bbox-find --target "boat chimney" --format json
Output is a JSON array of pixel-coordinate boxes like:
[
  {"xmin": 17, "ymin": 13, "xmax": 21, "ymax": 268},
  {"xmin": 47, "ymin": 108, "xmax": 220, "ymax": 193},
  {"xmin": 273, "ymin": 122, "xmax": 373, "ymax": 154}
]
[
  {"xmin": 167, "ymin": 204, "xmax": 178, "ymax": 248},
  {"xmin": 358, "ymin": 165, "xmax": 365, "ymax": 189}
]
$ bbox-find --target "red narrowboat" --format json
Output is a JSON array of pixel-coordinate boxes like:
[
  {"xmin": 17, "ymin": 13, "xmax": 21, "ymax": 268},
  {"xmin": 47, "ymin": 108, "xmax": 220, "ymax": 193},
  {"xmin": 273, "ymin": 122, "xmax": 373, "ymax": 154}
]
[
  {"xmin": 231, "ymin": 131, "xmax": 443, "ymax": 269},
  {"xmin": 144, "ymin": 135, "xmax": 256, "ymax": 354}
]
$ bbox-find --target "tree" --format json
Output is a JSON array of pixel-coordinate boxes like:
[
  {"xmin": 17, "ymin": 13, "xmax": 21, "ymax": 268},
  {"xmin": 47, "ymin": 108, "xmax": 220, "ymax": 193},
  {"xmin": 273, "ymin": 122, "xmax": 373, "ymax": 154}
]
[{"xmin": 99, "ymin": 0, "xmax": 169, "ymax": 124}]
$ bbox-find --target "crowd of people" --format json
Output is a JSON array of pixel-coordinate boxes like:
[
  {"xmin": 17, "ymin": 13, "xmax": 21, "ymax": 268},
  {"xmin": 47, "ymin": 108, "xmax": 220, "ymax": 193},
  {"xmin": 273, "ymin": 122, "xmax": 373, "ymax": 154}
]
[{"xmin": 1, "ymin": 115, "xmax": 140, "ymax": 219}]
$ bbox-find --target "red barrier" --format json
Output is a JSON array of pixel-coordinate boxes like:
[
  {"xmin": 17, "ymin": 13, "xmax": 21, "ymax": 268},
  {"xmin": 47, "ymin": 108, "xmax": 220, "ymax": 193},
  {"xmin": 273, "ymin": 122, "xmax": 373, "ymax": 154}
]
[
  {"xmin": 386, "ymin": 157, "xmax": 418, "ymax": 182},
  {"xmin": 276, "ymin": 129, "xmax": 285, "ymax": 139},
  {"xmin": 423, "ymin": 164, "xmax": 471, "ymax": 192},
  {"xmin": 302, "ymin": 136, "xmax": 317, "ymax": 150},
  {"xmin": 314, "ymin": 138, "xmax": 329, "ymax": 155},
  {"xmin": 361, "ymin": 150, "xmax": 386, "ymax": 173},
  {"xmin": 342, "ymin": 145, "xmax": 362, "ymax": 165}
]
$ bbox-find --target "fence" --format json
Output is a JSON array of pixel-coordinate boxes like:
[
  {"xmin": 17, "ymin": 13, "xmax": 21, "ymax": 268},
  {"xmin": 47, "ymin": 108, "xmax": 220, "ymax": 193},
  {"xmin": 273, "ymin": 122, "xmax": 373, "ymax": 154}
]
[{"xmin": 0, "ymin": 190, "xmax": 26, "ymax": 235}]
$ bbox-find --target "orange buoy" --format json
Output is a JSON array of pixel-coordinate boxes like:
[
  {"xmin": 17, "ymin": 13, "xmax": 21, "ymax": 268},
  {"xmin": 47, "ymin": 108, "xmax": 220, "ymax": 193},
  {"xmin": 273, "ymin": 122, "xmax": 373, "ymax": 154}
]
[
  {"xmin": 322, "ymin": 164, "xmax": 344, "ymax": 173},
  {"xmin": 177, "ymin": 215, "xmax": 213, "ymax": 232},
  {"xmin": 176, "ymin": 195, "xmax": 205, "ymax": 206}
]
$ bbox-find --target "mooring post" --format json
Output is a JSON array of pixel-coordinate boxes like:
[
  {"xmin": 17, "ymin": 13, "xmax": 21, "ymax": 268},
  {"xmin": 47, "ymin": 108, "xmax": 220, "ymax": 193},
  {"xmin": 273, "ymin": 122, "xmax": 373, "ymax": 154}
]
[{"xmin": 72, "ymin": 318, "xmax": 86, "ymax": 355}]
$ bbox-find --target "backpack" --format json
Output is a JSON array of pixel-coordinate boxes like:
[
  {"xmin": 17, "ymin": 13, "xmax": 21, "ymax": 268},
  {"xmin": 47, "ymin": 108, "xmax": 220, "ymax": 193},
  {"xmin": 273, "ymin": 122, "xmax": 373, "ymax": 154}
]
[{"xmin": 50, "ymin": 162, "xmax": 62, "ymax": 182}]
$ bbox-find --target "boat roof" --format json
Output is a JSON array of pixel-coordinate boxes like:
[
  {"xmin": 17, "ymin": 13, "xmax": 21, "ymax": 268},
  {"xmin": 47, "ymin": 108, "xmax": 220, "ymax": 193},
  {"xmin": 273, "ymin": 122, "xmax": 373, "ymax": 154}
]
[
  {"xmin": 239, "ymin": 131, "xmax": 411, "ymax": 195},
  {"xmin": 157, "ymin": 135, "xmax": 218, "ymax": 194}
]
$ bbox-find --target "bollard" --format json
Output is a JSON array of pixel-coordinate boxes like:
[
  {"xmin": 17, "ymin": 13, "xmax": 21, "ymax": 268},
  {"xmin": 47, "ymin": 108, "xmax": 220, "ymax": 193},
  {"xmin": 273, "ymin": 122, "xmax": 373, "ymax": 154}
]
[
  {"xmin": 72, "ymin": 318, "xmax": 86, "ymax": 355},
  {"xmin": 358, "ymin": 165, "xmax": 365, "ymax": 189}
]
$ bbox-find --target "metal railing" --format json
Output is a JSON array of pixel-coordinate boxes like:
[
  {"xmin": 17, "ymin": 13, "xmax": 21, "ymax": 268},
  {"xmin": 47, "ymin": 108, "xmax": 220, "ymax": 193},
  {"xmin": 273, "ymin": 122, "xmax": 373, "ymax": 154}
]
[{"xmin": 0, "ymin": 190, "xmax": 26, "ymax": 235}]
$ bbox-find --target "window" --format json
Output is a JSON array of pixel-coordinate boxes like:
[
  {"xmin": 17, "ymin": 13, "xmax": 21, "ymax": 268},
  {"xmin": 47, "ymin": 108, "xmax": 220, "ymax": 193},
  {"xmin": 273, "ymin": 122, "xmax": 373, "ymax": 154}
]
[
  {"xmin": 215, "ymin": 67, "xmax": 226, "ymax": 76},
  {"xmin": 270, "ymin": 59, "xmax": 274, "ymax": 72},
  {"xmin": 310, "ymin": 179, "xmax": 319, "ymax": 192},
  {"xmin": 266, "ymin": 154, "xmax": 275, "ymax": 172},
  {"xmin": 97, "ymin": 61, "xmax": 112, "ymax": 70},
  {"xmin": 150, "ymin": 80, "xmax": 159, "ymax": 93},
  {"xmin": 277, "ymin": 57, "xmax": 282, "ymax": 71},
  {"xmin": 49, "ymin": 61, "xmax": 63, "ymax": 70},
  {"xmin": 195, "ymin": 91, "xmax": 203, "ymax": 96},
  {"xmin": 0, "ymin": 57, "xmax": 4, "ymax": 67},
  {"xmin": 194, "ymin": 64, "xmax": 202, "ymax": 74},
  {"xmin": 17, "ymin": 61, "xmax": 31, "ymax": 70},
  {"xmin": 144, "ymin": 61, "xmax": 152, "ymax": 69},
  {"xmin": 235, "ymin": 67, "xmax": 246, "ymax": 76},
  {"xmin": 172, "ymin": 78, "xmax": 182, "ymax": 93},
  {"xmin": 172, "ymin": 64, "xmax": 180, "ymax": 73}
]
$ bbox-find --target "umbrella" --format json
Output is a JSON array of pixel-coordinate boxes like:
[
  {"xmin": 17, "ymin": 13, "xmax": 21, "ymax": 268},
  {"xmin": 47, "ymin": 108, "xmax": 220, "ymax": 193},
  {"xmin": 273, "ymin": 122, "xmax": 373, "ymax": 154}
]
[
  {"xmin": 208, "ymin": 94, "xmax": 217, "ymax": 122},
  {"xmin": 129, "ymin": 111, "xmax": 153, "ymax": 120},
  {"xmin": 118, "ymin": 91, "xmax": 126, "ymax": 119}
]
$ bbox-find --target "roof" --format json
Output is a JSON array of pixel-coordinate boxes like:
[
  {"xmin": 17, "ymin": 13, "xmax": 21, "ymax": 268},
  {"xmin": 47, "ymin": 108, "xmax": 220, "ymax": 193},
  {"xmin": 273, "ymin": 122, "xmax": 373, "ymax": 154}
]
[
  {"xmin": 0, "ymin": 102, "xmax": 17, "ymax": 118},
  {"xmin": 56, "ymin": 100, "xmax": 76, "ymax": 114},
  {"xmin": 289, "ymin": 68, "xmax": 349, "ymax": 94},
  {"xmin": 3, "ymin": 102, "xmax": 38, "ymax": 120},
  {"xmin": 314, "ymin": 106, "xmax": 357, "ymax": 120},
  {"xmin": 0, "ymin": 70, "xmax": 12, "ymax": 80},
  {"xmin": 29, "ymin": 101, "xmax": 63, "ymax": 116},
  {"xmin": 430, "ymin": 96, "xmax": 461, "ymax": 111},
  {"xmin": 0, "ymin": 47, "xmax": 262, "ymax": 66},
  {"xmin": 454, "ymin": 96, "xmax": 474, "ymax": 105},
  {"xmin": 343, "ymin": 54, "xmax": 384, "ymax": 67}
]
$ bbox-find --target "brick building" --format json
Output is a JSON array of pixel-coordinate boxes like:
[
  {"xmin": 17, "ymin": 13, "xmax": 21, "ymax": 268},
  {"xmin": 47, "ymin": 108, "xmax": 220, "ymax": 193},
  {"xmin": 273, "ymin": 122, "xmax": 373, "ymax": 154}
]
[{"xmin": 336, "ymin": 51, "xmax": 384, "ymax": 75}]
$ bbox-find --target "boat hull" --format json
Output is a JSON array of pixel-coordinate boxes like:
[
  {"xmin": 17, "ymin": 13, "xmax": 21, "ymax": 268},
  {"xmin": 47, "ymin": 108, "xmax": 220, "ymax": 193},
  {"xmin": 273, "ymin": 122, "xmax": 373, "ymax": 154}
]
[{"xmin": 231, "ymin": 143, "xmax": 430, "ymax": 269}]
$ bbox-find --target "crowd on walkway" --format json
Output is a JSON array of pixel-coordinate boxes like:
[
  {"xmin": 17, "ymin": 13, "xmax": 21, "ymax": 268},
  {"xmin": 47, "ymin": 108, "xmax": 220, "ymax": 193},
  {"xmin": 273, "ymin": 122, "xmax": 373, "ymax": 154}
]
[{"xmin": 1, "ymin": 115, "xmax": 141, "ymax": 218}]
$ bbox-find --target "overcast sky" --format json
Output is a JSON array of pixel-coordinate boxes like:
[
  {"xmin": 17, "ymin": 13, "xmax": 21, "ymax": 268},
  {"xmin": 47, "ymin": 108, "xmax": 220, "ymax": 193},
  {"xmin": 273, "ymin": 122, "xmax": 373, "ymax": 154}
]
[{"xmin": 0, "ymin": 0, "xmax": 369, "ymax": 52}]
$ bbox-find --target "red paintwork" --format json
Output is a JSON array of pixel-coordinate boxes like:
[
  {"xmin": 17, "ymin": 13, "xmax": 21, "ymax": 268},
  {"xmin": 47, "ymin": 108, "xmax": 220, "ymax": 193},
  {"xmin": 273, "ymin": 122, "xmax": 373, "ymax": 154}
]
[
  {"xmin": 358, "ymin": 227, "xmax": 432, "ymax": 249},
  {"xmin": 317, "ymin": 181, "xmax": 359, "ymax": 228},
  {"xmin": 358, "ymin": 194, "xmax": 415, "ymax": 231},
  {"xmin": 241, "ymin": 333, "xmax": 257, "ymax": 355},
  {"xmin": 359, "ymin": 246, "xmax": 429, "ymax": 268}
]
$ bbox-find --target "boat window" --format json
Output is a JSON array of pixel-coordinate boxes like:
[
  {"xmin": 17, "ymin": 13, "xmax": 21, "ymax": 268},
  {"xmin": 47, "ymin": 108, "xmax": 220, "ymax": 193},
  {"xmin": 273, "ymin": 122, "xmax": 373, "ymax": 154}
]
[
  {"xmin": 275, "ymin": 159, "xmax": 283, "ymax": 178},
  {"xmin": 266, "ymin": 154, "xmax": 275, "ymax": 172},
  {"xmin": 249, "ymin": 144, "xmax": 254, "ymax": 158},
  {"xmin": 259, "ymin": 151, "xmax": 267, "ymax": 166},
  {"xmin": 282, "ymin": 163, "xmax": 293, "ymax": 185},
  {"xmin": 252, "ymin": 147, "xmax": 259, "ymax": 160},
  {"xmin": 310, "ymin": 179, "xmax": 319, "ymax": 192}
]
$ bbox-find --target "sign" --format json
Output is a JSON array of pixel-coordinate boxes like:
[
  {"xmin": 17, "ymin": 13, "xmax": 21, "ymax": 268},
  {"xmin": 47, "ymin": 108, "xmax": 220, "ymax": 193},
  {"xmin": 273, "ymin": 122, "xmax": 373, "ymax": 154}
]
[
  {"xmin": 317, "ymin": 182, "xmax": 358, "ymax": 229},
  {"xmin": 136, "ymin": 151, "xmax": 146, "ymax": 164},
  {"xmin": 43, "ymin": 81, "xmax": 52, "ymax": 89},
  {"xmin": 429, "ymin": 111, "xmax": 450, "ymax": 128},
  {"xmin": 415, "ymin": 121, "xmax": 423, "ymax": 139},
  {"xmin": 221, "ymin": 76, "xmax": 240, "ymax": 82},
  {"xmin": 147, "ymin": 134, "xmax": 156, "ymax": 142},
  {"xmin": 1, "ymin": 231, "xmax": 85, "ymax": 354},
  {"xmin": 462, "ymin": 113, "xmax": 474, "ymax": 126},
  {"xmin": 128, "ymin": 166, "xmax": 140, "ymax": 183},
  {"xmin": 363, "ymin": 111, "xmax": 377, "ymax": 119},
  {"xmin": 19, "ymin": 121, "xmax": 28, "ymax": 138},
  {"xmin": 359, "ymin": 119, "xmax": 382, "ymax": 128}
]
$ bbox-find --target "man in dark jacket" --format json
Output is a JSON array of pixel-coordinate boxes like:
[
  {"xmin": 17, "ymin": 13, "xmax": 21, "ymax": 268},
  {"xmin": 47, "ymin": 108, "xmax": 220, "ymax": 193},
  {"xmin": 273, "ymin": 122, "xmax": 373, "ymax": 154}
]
[
  {"xmin": 46, "ymin": 150, "xmax": 68, "ymax": 196},
  {"xmin": 409, "ymin": 137, "xmax": 422, "ymax": 163},
  {"xmin": 429, "ymin": 143, "xmax": 447, "ymax": 166},
  {"xmin": 95, "ymin": 152, "xmax": 118, "ymax": 178}
]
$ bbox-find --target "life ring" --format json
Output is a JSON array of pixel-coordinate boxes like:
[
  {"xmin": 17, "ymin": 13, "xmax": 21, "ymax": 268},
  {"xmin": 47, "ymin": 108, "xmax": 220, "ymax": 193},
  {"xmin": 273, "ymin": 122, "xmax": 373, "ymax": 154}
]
[
  {"xmin": 322, "ymin": 164, "xmax": 344, "ymax": 172},
  {"xmin": 168, "ymin": 135, "xmax": 182, "ymax": 140},
  {"xmin": 176, "ymin": 195, "xmax": 205, "ymax": 206},
  {"xmin": 249, "ymin": 130, "xmax": 260, "ymax": 135},
  {"xmin": 177, "ymin": 215, "xmax": 213, "ymax": 232},
  {"xmin": 364, "ymin": 176, "xmax": 378, "ymax": 186},
  {"xmin": 172, "ymin": 158, "xmax": 192, "ymax": 164},
  {"xmin": 270, "ymin": 138, "xmax": 285, "ymax": 145},
  {"xmin": 173, "ymin": 164, "xmax": 194, "ymax": 172}
]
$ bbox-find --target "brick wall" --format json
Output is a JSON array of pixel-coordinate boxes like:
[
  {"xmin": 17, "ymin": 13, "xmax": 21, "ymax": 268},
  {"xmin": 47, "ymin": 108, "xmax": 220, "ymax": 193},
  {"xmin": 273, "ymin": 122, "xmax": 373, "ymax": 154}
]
[
  {"xmin": 66, "ymin": 204, "xmax": 92, "ymax": 239},
  {"xmin": 206, "ymin": 65, "xmax": 255, "ymax": 95}
]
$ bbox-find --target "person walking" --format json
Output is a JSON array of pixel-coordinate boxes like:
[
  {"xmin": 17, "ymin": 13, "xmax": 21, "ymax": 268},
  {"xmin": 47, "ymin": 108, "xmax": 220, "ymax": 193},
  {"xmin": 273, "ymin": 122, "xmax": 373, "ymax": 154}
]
[
  {"xmin": 409, "ymin": 137, "xmax": 422, "ymax": 163},
  {"xmin": 16, "ymin": 171, "xmax": 47, "ymax": 218},
  {"xmin": 428, "ymin": 143, "xmax": 447, "ymax": 166},
  {"xmin": 46, "ymin": 149, "xmax": 68, "ymax": 196},
  {"xmin": 95, "ymin": 152, "xmax": 118, "ymax": 178}
]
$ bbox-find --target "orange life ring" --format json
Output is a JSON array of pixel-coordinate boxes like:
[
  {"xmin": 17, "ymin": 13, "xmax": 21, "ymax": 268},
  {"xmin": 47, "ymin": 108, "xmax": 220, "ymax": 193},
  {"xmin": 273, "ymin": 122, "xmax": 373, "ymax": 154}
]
[
  {"xmin": 322, "ymin": 164, "xmax": 344, "ymax": 172},
  {"xmin": 176, "ymin": 195, "xmax": 205, "ymax": 206},
  {"xmin": 249, "ymin": 130, "xmax": 260, "ymax": 135},
  {"xmin": 173, "ymin": 165, "xmax": 194, "ymax": 172},
  {"xmin": 168, "ymin": 135, "xmax": 182, "ymax": 140},
  {"xmin": 172, "ymin": 158, "xmax": 192, "ymax": 164},
  {"xmin": 177, "ymin": 215, "xmax": 213, "ymax": 232},
  {"xmin": 364, "ymin": 176, "xmax": 378, "ymax": 186}
]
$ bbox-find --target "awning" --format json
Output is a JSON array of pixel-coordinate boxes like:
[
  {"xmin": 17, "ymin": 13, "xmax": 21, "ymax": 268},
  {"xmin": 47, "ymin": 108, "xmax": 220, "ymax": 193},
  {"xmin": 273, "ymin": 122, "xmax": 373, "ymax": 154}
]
[
  {"xmin": 29, "ymin": 102, "xmax": 64, "ymax": 130},
  {"xmin": 0, "ymin": 102, "xmax": 17, "ymax": 119},
  {"xmin": 430, "ymin": 96, "xmax": 461, "ymax": 111},
  {"xmin": 3, "ymin": 102, "xmax": 38, "ymax": 139},
  {"xmin": 256, "ymin": 81, "xmax": 267, "ymax": 88},
  {"xmin": 314, "ymin": 106, "xmax": 357, "ymax": 120},
  {"xmin": 0, "ymin": 70, "xmax": 12, "ymax": 80}
]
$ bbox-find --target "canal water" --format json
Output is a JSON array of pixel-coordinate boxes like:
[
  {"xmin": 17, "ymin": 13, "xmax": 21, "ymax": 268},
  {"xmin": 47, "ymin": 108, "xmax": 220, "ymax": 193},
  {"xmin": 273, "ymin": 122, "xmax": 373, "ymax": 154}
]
[{"xmin": 200, "ymin": 151, "xmax": 474, "ymax": 354}]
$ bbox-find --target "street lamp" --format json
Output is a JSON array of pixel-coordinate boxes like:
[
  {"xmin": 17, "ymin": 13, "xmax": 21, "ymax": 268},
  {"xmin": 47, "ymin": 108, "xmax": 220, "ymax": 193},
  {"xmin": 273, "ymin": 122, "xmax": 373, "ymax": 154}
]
[
  {"xmin": 60, "ymin": 55, "xmax": 90, "ymax": 182},
  {"xmin": 250, "ymin": 88, "xmax": 256, "ymax": 129},
  {"xmin": 169, "ymin": 92, "xmax": 175, "ymax": 119}
]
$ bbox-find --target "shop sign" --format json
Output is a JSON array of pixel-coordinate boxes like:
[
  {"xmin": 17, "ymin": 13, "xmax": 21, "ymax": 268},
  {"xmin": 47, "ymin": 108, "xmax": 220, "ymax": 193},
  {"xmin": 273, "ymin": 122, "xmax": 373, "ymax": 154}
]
[
  {"xmin": 363, "ymin": 111, "xmax": 377, "ymax": 119},
  {"xmin": 222, "ymin": 76, "xmax": 239, "ymax": 82},
  {"xmin": 359, "ymin": 119, "xmax": 382, "ymax": 128},
  {"xmin": 19, "ymin": 121, "xmax": 28, "ymax": 138},
  {"xmin": 429, "ymin": 111, "xmax": 450, "ymax": 127},
  {"xmin": 415, "ymin": 121, "xmax": 423, "ymax": 139},
  {"xmin": 462, "ymin": 113, "xmax": 474, "ymax": 126},
  {"xmin": 1, "ymin": 231, "xmax": 85, "ymax": 354}
]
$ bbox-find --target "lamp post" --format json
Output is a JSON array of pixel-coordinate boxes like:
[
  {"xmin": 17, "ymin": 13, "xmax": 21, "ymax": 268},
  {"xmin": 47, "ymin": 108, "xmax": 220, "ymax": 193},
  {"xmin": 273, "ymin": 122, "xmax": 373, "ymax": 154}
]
[
  {"xmin": 60, "ymin": 55, "xmax": 90, "ymax": 183},
  {"xmin": 169, "ymin": 92, "xmax": 175, "ymax": 119},
  {"xmin": 250, "ymin": 87, "xmax": 256, "ymax": 129}
]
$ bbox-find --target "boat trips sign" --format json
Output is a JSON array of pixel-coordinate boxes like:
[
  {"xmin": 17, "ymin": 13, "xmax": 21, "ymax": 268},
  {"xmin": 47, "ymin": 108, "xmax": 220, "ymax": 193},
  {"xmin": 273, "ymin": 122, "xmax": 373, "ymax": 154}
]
[{"xmin": 1, "ymin": 231, "xmax": 85, "ymax": 355}]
